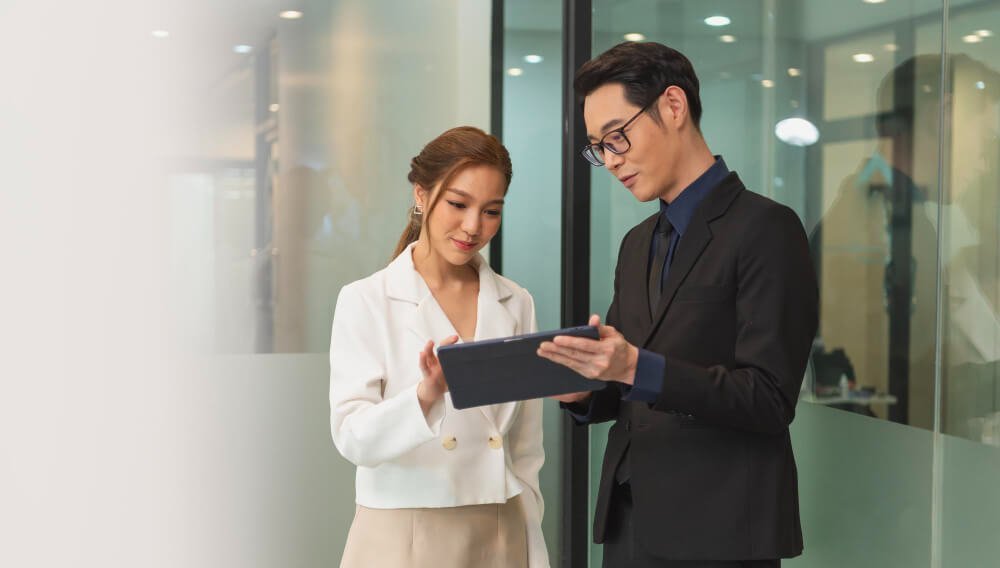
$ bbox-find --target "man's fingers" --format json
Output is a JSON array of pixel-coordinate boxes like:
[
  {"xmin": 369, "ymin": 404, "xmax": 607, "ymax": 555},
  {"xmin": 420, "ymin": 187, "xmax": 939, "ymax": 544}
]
[
  {"xmin": 588, "ymin": 314, "xmax": 602, "ymax": 327},
  {"xmin": 538, "ymin": 348, "xmax": 593, "ymax": 377},
  {"xmin": 441, "ymin": 334, "xmax": 460, "ymax": 346},
  {"xmin": 552, "ymin": 335, "xmax": 603, "ymax": 353}
]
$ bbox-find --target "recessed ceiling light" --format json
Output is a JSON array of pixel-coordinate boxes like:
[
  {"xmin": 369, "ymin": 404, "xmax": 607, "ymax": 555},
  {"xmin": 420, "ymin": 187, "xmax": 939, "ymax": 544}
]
[
  {"xmin": 787, "ymin": 67, "xmax": 801, "ymax": 77},
  {"xmin": 507, "ymin": 67, "xmax": 523, "ymax": 77},
  {"xmin": 623, "ymin": 32, "xmax": 646, "ymax": 42},
  {"xmin": 976, "ymin": 81, "xmax": 986, "ymax": 90},
  {"xmin": 775, "ymin": 117, "xmax": 820, "ymax": 146},
  {"xmin": 975, "ymin": 29, "xmax": 994, "ymax": 37},
  {"xmin": 863, "ymin": 0, "xmax": 886, "ymax": 4},
  {"xmin": 151, "ymin": 30, "xmax": 170, "ymax": 39},
  {"xmin": 704, "ymin": 15, "xmax": 731, "ymax": 27},
  {"xmin": 963, "ymin": 34, "xmax": 983, "ymax": 43},
  {"xmin": 761, "ymin": 79, "xmax": 775, "ymax": 88},
  {"xmin": 719, "ymin": 35, "xmax": 736, "ymax": 43},
  {"xmin": 269, "ymin": 103, "xmax": 280, "ymax": 112},
  {"xmin": 279, "ymin": 10, "xmax": 304, "ymax": 19},
  {"xmin": 523, "ymin": 54, "xmax": 543, "ymax": 64},
  {"xmin": 233, "ymin": 44, "xmax": 253, "ymax": 54},
  {"xmin": 884, "ymin": 43, "xmax": 899, "ymax": 52},
  {"xmin": 852, "ymin": 53, "xmax": 875, "ymax": 63}
]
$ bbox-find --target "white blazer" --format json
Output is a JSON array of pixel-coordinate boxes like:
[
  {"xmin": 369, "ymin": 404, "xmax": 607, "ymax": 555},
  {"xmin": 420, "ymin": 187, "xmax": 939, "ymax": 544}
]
[{"xmin": 329, "ymin": 243, "xmax": 548, "ymax": 567}]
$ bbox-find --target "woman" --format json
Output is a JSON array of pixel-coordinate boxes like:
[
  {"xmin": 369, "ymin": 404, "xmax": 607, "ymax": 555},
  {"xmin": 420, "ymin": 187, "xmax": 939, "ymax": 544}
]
[{"xmin": 330, "ymin": 126, "xmax": 547, "ymax": 567}]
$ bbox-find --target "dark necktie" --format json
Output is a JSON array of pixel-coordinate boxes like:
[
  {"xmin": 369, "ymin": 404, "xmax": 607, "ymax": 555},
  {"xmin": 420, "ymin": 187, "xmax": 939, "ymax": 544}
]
[
  {"xmin": 647, "ymin": 215, "xmax": 673, "ymax": 316},
  {"xmin": 615, "ymin": 216, "xmax": 674, "ymax": 486}
]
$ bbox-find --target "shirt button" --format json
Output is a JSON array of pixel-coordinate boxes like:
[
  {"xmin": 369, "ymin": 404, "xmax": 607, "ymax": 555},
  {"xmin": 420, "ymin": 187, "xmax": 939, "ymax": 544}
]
[
  {"xmin": 442, "ymin": 436, "xmax": 457, "ymax": 450},
  {"xmin": 488, "ymin": 435, "xmax": 503, "ymax": 449}
]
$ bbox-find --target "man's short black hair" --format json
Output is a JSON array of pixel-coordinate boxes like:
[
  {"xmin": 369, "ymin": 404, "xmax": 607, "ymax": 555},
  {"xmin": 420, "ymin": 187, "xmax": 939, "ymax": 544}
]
[{"xmin": 574, "ymin": 41, "xmax": 703, "ymax": 129}]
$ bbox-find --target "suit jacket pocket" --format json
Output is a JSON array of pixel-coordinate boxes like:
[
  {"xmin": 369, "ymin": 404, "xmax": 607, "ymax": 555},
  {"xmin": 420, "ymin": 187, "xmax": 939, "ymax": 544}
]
[{"xmin": 674, "ymin": 284, "xmax": 734, "ymax": 303}]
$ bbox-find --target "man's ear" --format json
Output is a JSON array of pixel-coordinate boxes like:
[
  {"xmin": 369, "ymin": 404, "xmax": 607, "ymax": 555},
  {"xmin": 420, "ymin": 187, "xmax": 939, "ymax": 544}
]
[{"xmin": 660, "ymin": 85, "xmax": 688, "ymax": 127}]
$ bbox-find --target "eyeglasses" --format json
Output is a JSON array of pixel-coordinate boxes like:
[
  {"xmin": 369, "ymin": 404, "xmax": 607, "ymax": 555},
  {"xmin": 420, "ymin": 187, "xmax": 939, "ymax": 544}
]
[{"xmin": 580, "ymin": 98, "xmax": 656, "ymax": 167}]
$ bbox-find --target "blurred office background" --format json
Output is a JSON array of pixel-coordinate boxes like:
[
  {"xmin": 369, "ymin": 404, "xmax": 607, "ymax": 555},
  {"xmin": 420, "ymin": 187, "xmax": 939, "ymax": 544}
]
[{"xmin": 2, "ymin": 0, "xmax": 998, "ymax": 566}]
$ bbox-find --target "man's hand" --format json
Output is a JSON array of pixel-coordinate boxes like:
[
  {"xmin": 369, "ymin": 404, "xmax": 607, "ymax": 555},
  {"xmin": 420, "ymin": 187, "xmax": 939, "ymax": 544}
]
[{"xmin": 537, "ymin": 314, "xmax": 639, "ymax": 384}]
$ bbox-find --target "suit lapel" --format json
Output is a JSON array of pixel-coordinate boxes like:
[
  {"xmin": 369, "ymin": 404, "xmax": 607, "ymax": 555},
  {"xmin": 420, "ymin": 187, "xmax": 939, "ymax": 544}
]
[{"xmin": 642, "ymin": 174, "xmax": 744, "ymax": 346}]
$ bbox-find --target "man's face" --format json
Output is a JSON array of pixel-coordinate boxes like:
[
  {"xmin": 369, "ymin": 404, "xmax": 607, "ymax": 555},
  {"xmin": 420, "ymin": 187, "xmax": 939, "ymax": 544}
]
[{"xmin": 583, "ymin": 83, "xmax": 679, "ymax": 202}]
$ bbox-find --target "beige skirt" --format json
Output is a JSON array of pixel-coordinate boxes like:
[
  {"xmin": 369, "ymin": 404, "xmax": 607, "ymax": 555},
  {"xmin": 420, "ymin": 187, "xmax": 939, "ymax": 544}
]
[{"xmin": 340, "ymin": 494, "xmax": 528, "ymax": 568}]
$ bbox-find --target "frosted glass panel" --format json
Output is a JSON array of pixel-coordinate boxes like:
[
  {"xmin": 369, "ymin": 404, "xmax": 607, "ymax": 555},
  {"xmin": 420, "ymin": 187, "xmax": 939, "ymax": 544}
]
[
  {"xmin": 941, "ymin": 435, "xmax": 1000, "ymax": 566},
  {"xmin": 787, "ymin": 403, "xmax": 933, "ymax": 568}
]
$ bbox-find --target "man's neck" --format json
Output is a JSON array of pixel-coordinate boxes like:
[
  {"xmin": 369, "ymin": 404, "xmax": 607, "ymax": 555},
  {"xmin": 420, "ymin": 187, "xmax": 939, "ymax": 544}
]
[{"xmin": 660, "ymin": 141, "xmax": 716, "ymax": 204}]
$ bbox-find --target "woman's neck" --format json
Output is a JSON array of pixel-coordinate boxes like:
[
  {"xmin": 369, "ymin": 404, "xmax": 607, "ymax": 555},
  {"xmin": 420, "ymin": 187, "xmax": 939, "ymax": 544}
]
[{"xmin": 411, "ymin": 239, "xmax": 478, "ymax": 291}]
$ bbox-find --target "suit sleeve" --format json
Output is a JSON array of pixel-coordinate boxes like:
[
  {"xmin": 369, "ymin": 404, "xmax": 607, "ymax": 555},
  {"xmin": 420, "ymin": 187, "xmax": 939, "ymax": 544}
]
[
  {"xmin": 329, "ymin": 284, "xmax": 445, "ymax": 468},
  {"xmin": 653, "ymin": 205, "xmax": 819, "ymax": 434}
]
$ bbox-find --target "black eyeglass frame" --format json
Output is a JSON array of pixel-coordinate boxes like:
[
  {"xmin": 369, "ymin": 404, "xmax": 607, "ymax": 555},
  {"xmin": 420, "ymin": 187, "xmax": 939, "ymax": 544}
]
[{"xmin": 580, "ymin": 97, "xmax": 658, "ymax": 166}]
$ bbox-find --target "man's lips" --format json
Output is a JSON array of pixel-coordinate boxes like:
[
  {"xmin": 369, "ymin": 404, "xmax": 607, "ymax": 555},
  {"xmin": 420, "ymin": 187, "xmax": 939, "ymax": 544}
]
[{"xmin": 619, "ymin": 173, "xmax": 637, "ymax": 188}]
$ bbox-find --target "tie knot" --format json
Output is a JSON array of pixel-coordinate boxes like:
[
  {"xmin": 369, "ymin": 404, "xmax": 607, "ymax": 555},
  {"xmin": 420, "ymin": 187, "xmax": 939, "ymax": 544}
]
[{"xmin": 656, "ymin": 214, "xmax": 673, "ymax": 235}]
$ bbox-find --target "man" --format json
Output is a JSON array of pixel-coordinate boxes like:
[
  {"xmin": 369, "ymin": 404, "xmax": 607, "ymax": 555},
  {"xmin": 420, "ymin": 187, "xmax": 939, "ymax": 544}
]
[{"xmin": 537, "ymin": 41, "xmax": 818, "ymax": 567}]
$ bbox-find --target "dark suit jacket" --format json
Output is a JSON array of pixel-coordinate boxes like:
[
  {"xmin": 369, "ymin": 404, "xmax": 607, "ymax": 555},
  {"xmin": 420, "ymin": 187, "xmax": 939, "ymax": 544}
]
[{"xmin": 584, "ymin": 172, "xmax": 818, "ymax": 561}]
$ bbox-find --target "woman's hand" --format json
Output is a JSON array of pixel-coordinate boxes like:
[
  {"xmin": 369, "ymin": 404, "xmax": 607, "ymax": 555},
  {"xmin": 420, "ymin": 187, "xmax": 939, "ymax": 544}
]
[{"xmin": 417, "ymin": 335, "xmax": 459, "ymax": 415}]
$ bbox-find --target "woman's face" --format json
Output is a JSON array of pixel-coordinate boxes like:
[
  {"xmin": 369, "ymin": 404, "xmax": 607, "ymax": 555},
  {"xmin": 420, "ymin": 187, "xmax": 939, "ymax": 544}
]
[{"xmin": 416, "ymin": 164, "xmax": 506, "ymax": 267}]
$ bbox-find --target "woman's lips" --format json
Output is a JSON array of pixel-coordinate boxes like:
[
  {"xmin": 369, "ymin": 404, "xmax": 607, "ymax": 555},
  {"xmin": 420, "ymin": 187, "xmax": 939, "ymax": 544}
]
[{"xmin": 451, "ymin": 238, "xmax": 475, "ymax": 252}]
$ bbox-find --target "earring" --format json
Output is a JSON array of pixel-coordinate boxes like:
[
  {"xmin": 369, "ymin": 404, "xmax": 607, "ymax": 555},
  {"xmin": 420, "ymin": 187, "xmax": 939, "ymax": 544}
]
[{"xmin": 413, "ymin": 203, "xmax": 424, "ymax": 215}]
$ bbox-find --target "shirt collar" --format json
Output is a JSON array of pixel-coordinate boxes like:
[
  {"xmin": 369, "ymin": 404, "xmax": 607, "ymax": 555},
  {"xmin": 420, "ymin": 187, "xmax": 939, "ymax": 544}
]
[{"xmin": 660, "ymin": 155, "xmax": 729, "ymax": 236}]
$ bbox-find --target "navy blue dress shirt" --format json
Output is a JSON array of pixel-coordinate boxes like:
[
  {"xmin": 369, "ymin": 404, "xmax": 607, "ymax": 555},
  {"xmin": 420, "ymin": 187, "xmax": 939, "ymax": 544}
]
[{"xmin": 622, "ymin": 156, "xmax": 730, "ymax": 403}]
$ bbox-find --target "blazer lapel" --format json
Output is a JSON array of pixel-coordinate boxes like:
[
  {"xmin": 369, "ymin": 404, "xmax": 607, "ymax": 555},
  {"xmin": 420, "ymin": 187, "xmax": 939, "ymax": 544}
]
[
  {"xmin": 642, "ymin": 174, "xmax": 744, "ymax": 346},
  {"xmin": 385, "ymin": 244, "xmax": 441, "ymax": 344},
  {"xmin": 473, "ymin": 257, "xmax": 518, "ymax": 429}
]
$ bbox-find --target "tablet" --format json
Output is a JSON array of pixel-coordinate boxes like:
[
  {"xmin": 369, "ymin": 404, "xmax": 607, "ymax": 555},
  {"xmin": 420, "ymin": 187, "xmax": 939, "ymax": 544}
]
[{"xmin": 438, "ymin": 325, "xmax": 605, "ymax": 410}]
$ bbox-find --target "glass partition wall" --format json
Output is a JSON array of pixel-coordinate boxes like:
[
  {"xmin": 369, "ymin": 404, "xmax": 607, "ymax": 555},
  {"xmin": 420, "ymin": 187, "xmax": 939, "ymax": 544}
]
[{"xmin": 499, "ymin": 0, "xmax": 1000, "ymax": 566}]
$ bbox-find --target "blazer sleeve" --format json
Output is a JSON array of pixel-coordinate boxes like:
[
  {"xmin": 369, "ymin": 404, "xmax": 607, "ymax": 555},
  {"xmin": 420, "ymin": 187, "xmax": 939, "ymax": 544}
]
[
  {"xmin": 329, "ymin": 284, "xmax": 445, "ymax": 468},
  {"xmin": 653, "ymin": 205, "xmax": 819, "ymax": 434}
]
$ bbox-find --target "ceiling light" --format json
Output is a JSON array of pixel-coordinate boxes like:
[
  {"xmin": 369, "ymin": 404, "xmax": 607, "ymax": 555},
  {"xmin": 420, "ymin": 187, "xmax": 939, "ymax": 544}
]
[
  {"xmin": 852, "ymin": 53, "xmax": 875, "ymax": 63},
  {"xmin": 507, "ymin": 67, "xmax": 523, "ymax": 77},
  {"xmin": 963, "ymin": 34, "xmax": 983, "ymax": 43},
  {"xmin": 233, "ymin": 44, "xmax": 253, "ymax": 54},
  {"xmin": 623, "ymin": 32, "xmax": 646, "ymax": 42},
  {"xmin": 883, "ymin": 43, "xmax": 898, "ymax": 52},
  {"xmin": 976, "ymin": 81, "xmax": 986, "ymax": 90},
  {"xmin": 279, "ymin": 10, "xmax": 304, "ymax": 19},
  {"xmin": 719, "ymin": 35, "xmax": 736, "ymax": 43},
  {"xmin": 975, "ymin": 29, "xmax": 994, "ymax": 37},
  {"xmin": 863, "ymin": 0, "xmax": 886, "ymax": 4},
  {"xmin": 523, "ymin": 54, "xmax": 543, "ymax": 64},
  {"xmin": 151, "ymin": 30, "xmax": 170, "ymax": 39},
  {"xmin": 775, "ymin": 118, "xmax": 820, "ymax": 146},
  {"xmin": 787, "ymin": 67, "xmax": 801, "ymax": 77},
  {"xmin": 761, "ymin": 79, "xmax": 775, "ymax": 88},
  {"xmin": 269, "ymin": 103, "xmax": 280, "ymax": 112},
  {"xmin": 704, "ymin": 16, "xmax": 731, "ymax": 27}
]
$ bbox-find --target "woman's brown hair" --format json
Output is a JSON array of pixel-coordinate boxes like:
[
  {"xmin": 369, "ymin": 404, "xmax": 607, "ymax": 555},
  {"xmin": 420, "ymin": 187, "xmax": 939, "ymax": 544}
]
[{"xmin": 392, "ymin": 126, "xmax": 513, "ymax": 260}]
